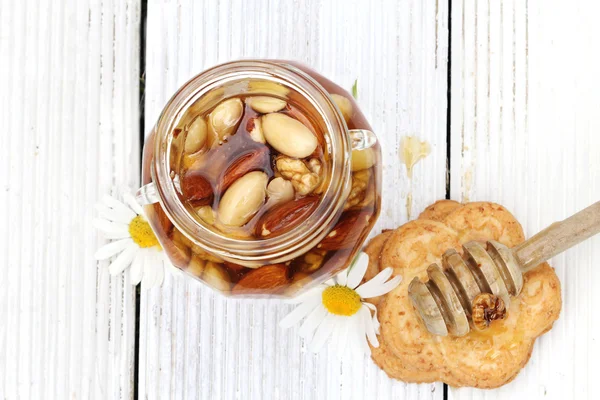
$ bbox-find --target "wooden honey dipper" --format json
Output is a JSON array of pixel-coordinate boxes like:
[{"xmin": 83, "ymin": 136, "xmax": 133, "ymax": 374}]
[{"xmin": 408, "ymin": 201, "xmax": 600, "ymax": 336}]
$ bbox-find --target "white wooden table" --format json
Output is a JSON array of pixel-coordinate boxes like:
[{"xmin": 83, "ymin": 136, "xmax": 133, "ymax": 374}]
[{"xmin": 2, "ymin": 0, "xmax": 599, "ymax": 399}]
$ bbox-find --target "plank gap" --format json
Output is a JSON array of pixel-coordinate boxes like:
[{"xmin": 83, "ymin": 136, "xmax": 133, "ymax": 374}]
[
  {"xmin": 133, "ymin": 1, "xmax": 148, "ymax": 399},
  {"xmin": 445, "ymin": 0, "xmax": 453, "ymax": 202}
]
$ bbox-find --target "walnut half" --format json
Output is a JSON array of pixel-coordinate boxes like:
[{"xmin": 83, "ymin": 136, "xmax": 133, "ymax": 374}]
[
  {"xmin": 471, "ymin": 293, "xmax": 506, "ymax": 331},
  {"xmin": 275, "ymin": 156, "xmax": 321, "ymax": 195},
  {"xmin": 344, "ymin": 169, "xmax": 371, "ymax": 210}
]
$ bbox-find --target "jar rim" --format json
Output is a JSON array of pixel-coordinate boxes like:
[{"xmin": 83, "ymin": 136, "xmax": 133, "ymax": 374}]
[{"xmin": 152, "ymin": 60, "xmax": 352, "ymax": 265}]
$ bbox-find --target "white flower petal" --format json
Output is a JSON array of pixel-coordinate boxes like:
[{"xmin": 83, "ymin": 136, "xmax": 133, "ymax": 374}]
[
  {"xmin": 356, "ymin": 275, "xmax": 402, "ymax": 299},
  {"xmin": 335, "ymin": 269, "xmax": 348, "ymax": 287},
  {"xmin": 335, "ymin": 317, "xmax": 350, "ymax": 356},
  {"xmin": 346, "ymin": 313, "xmax": 362, "ymax": 357},
  {"xmin": 360, "ymin": 305, "xmax": 379, "ymax": 347},
  {"xmin": 330, "ymin": 316, "xmax": 343, "ymax": 355},
  {"xmin": 103, "ymin": 231, "xmax": 132, "ymax": 240},
  {"xmin": 129, "ymin": 253, "xmax": 144, "ymax": 285},
  {"xmin": 356, "ymin": 267, "xmax": 393, "ymax": 293},
  {"xmin": 284, "ymin": 285, "xmax": 326, "ymax": 304},
  {"xmin": 123, "ymin": 191, "xmax": 143, "ymax": 215},
  {"xmin": 94, "ymin": 238, "xmax": 133, "ymax": 260},
  {"xmin": 346, "ymin": 252, "xmax": 369, "ymax": 289},
  {"xmin": 363, "ymin": 302, "xmax": 380, "ymax": 333},
  {"xmin": 309, "ymin": 313, "xmax": 336, "ymax": 353},
  {"xmin": 153, "ymin": 258, "xmax": 165, "ymax": 286},
  {"xmin": 95, "ymin": 203, "xmax": 132, "ymax": 224},
  {"xmin": 141, "ymin": 261, "xmax": 158, "ymax": 290},
  {"xmin": 93, "ymin": 218, "xmax": 130, "ymax": 237},
  {"xmin": 102, "ymin": 195, "xmax": 136, "ymax": 221},
  {"xmin": 299, "ymin": 305, "xmax": 328, "ymax": 340},
  {"xmin": 108, "ymin": 245, "xmax": 138, "ymax": 275},
  {"xmin": 280, "ymin": 296, "xmax": 321, "ymax": 329},
  {"xmin": 352, "ymin": 312, "xmax": 370, "ymax": 356}
]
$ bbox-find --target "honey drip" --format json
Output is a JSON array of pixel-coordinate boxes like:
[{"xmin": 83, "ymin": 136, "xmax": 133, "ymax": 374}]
[
  {"xmin": 400, "ymin": 136, "xmax": 431, "ymax": 179},
  {"xmin": 399, "ymin": 136, "xmax": 430, "ymax": 218}
]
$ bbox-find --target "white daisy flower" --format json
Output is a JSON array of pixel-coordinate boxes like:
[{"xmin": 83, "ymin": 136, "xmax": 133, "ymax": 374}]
[
  {"xmin": 279, "ymin": 252, "xmax": 402, "ymax": 356},
  {"xmin": 93, "ymin": 190, "xmax": 181, "ymax": 289}
]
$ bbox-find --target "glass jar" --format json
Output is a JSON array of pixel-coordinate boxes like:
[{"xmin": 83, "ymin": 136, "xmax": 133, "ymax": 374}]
[{"xmin": 138, "ymin": 60, "xmax": 381, "ymax": 298}]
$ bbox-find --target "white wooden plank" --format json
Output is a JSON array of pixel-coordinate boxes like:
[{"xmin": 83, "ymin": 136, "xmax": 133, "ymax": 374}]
[
  {"xmin": 141, "ymin": 0, "xmax": 449, "ymax": 398},
  {"xmin": 450, "ymin": 0, "xmax": 600, "ymax": 398},
  {"xmin": 0, "ymin": 0, "xmax": 140, "ymax": 399}
]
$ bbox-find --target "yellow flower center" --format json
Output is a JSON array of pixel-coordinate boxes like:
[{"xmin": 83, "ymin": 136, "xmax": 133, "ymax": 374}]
[
  {"xmin": 128, "ymin": 215, "xmax": 160, "ymax": 248},
  {"xmin": 322, "ymin": 285, "xmax": 362, "ymax": 316}
]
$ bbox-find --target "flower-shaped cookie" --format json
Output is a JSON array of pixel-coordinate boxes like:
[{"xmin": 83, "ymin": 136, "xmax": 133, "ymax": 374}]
[{"xmin": 367, "ymin": 200, "xmax": 562, "ymax": 388}]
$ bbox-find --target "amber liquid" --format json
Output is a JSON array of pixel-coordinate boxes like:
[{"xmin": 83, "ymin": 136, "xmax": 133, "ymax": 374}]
[
  {"xmin": 176, "ymin": 100, "xmax": 330, "ymax": 239},
  {"xmin": 141, "ymin": 62, "xmax": 381, "ymax": 296}
]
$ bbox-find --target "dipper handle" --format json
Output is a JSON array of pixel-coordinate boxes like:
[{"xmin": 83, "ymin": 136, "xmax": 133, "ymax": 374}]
[{"xmin": 514, "ymin": 201, "xmax": 600, "ymax": 272}]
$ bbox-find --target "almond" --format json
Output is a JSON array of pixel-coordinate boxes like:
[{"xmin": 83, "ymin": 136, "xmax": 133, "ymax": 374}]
[
  {"xmin": 218, "ymin": 146, "xmax": 270, "ymax": 194},
  {"xmin": 266, "ymin": 177, "xmax": 294, "ymax": 204},
  {"xmin": 208, "ymin": 98, "xmax": 244, "ymax": 145},
  {"xmin": 224, "ymin": 261, "xmax": 249, "ymax": 282},
  {"xmin": 246, "ymin": 96, "xmax": 287, "ymax": 114},
  {"xmin": 149, "ymin": 203, "xmax": 173, "ymax": 236},
  {"xmin": 202, "ymin": 262, "xmax": 231, "ymax": 291},
  {"xmin": 232, "ymin": 264, "xmax": 289, "ymax": 294},
  {"xmin": 181, "ymin": 171, "xmax": 213, "ymax": 206},
  {"xmin": 248, "ymin": 80, "xmax": 290, "ymax": 97},
  {"xmin": 331, "ymin": 94, "xmax": 353, "ymax": 123},
  {"xmin": 284, "ymin": 104, "xmax": 326, "ymax": 152},
  {"xmin": 351, "ymin": 148, "xmax": 376, "ymax": 171},
  {"xmin": 261, "ymin": 113, "xmax": 318, "ymax": 158},
  {"xmin": 255, "ymin": 196, "xmax": 320, "ymax": 238},
  {"xmin": 167, "ymin": 229, "xmax": 193, "ymax": 267},
  {"xmin": 246, "ymin": 117, "xmax": 265, "ymax": 143},
  {"xmin": 187, "ymin": 256, "xmax": 206, "ymax": 277},
  {"xmin": 195, "ymin": 205, "xmax": 216, "ymax": 225},
  {"xmin": 318, "ymin": 210, "xmax": 372, "ymax": 251},
  {"xmin": 184, "ymin": 116, "xmax": 208, "ymax": 153},
  {"xmin": 182, "ymin": 150, "xmax": 209, "ymax": 170},
  {"xmin": 218, "ymin": 171, "xmax": 268, "ymax": 227}
]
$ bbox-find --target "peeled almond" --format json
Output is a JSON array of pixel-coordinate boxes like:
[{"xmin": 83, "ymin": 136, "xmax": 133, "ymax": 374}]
[
  {"xmin": 246, "ymin": 96, "xmax": 287, "ymax": 114},
  {"xmin": 187, "ymin": 256, "xmax": 206, "ymax": 277},
  {"xmin": 195, "ymin": 205, "xmax": 216, "ymax": 225},
  {"xmin": 331, "ymin": 94, "xmax": 353, "ymax": 123},
  {"xmin": 351, "ymin": 148, "xmax": 376, "ymax": 171},
  {"xmin": 184, "ymin": 117, "xmax": 208, "ymax": 153},
  {"xmin": 218, "ymin": 171, "xmax": 268, "ymax": 227},
  {"xmin": 247, "ymin": 117, "xmax": 265, "ymax": 144},
  {"xmin": 202, "ymin": 262, "xmax": 231, "ymax": 291},
  {"xmin": 248, "ymin": 80, "xmax": 290, "ymax": 97},
  {"xmin": 266, "ymin": 177, "xmax": 295, "ymax": 204},
  {"xmin": 261, "ymin": 113, "xmax": 318, "ymax": 159},
  {"xmin": 208, "ymin": 98, "xmax": 244, "ymax": 143}
]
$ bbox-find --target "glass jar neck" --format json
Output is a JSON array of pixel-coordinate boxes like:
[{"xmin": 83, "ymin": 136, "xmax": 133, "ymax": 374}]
[{"xmin": 152, "ymin": 60, "xmax": 352, "ymax": 266}]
